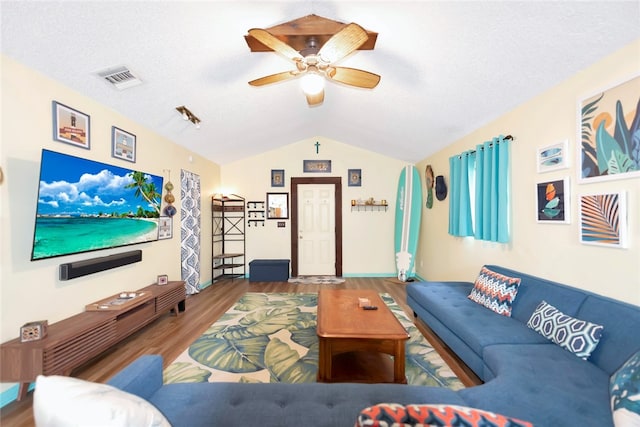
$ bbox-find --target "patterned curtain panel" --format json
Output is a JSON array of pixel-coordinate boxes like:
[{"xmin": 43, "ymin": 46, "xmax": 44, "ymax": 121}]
[{"xmin": 180, "ymin": 170, "xmax": 201, "ymax": 295}]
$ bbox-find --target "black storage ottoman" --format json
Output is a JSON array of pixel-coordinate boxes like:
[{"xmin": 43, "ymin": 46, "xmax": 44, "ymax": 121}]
[{"xmin": 249, "ymin": 259, "xmax": 290, "ymax": 282}]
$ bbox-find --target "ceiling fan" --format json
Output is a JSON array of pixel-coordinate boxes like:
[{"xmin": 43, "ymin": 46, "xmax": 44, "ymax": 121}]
[{"xmin": 247, "ymin": 23, "xmax": 381, "ymax": 106}]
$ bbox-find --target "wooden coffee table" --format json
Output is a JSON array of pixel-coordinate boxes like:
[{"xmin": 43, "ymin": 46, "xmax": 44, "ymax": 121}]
[{"xmin": 316, "ymin": 289, "xmax": 410, "ymax": 384}]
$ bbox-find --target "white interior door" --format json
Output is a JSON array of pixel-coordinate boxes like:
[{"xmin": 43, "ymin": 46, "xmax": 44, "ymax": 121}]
[{"xmin": 297, "ymin": 184, "xmax": 335, "ymax": 275}]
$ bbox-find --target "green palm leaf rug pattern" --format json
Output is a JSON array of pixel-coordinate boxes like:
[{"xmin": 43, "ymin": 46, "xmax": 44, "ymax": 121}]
[{"xmin": 164, "ymin": 293, "xmax": 463, "ymax": 390}]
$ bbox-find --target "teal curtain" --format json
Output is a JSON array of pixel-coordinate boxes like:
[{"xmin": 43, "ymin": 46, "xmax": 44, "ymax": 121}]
[
  {"xmin": 448, "ymin": 151, "xmax": 474, "ymax": 237},
  {"xmin": 474, "ymin": 136, "xmax": 510, "ymax": 242}
]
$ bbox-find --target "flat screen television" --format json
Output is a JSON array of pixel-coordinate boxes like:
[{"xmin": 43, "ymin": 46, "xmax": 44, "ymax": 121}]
[{"xmin": 31, "ymin": 149, "xmax": 164, "ymax": 260}]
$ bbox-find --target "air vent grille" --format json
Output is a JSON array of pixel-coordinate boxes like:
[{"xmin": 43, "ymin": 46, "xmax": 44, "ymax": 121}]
[{"xmin": 97, "ymin": 66, "xmax": 142, "ymax": 90}]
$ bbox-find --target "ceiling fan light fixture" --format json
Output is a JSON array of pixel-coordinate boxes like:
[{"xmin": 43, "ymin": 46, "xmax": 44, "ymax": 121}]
[{"xmin": 300, "ymin": 72, "xmax": 324, "ymax": 95}]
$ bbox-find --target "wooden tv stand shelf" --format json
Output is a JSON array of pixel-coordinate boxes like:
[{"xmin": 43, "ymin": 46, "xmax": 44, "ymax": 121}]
[{"xmin": 0, "ymin": 280, "xmax": 185, "ymax": 401}]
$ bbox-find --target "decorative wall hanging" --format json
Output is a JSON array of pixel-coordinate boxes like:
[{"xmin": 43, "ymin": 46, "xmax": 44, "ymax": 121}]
[
  {"xmin": 163, "ymin": 170, "xmax": 177, "ymax": 217},
  {"xmin": 303, "ymin": 160, "xmax": 331, "ymax": 173},
  {"xmin": 158, "ymin": 216, "xmax": 172, "ymax": 239},
  {"xmin": 111, "ymin": 126, "xmax": 136, "ymax": 163},
  {"xmin": 579, "ymin": 74, "xmax": 640, "ymax": 183},
  {"xmin": 435, "ymin": 175, "xmax": 447, "ymax": 201},
  {"xmin": 537, "ymin": 139, "xmax": 569, "ymax": 173},
  {"xmin": 52, "ymin": 101, "xmax": 90, "ymax": 149},
  {"xmin": 579, "ymin": 192, "xmax": 627, "ymax": 248},
  {"xmin": 425, "ymin": 165, "xmax": 434, "ymax": 208},
  {"xmin": 348, "ymin": 169, "xmax": 362, "ymax": 186},
  {"xmin": 536, "ymin": 177, "xmax": 570, "ymax": 223},
  {"xmin": 271, "ymin": 169, "xmax": 284, "ymax": 187}
]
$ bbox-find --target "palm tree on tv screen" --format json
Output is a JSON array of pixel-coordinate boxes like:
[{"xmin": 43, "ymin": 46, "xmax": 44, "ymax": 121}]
[{"xmin": 125, "ymin": 171, "xmax": 161, "ymax": 216}]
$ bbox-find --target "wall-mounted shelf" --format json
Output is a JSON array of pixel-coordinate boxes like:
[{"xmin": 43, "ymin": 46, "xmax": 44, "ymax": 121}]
[
  {"xmin": 247, "ymin": 200, "xmax": 265, "ymax": 227},
  {"xmin": 351, "ymin": 203, "xmax": 388, "ymax": 212}
]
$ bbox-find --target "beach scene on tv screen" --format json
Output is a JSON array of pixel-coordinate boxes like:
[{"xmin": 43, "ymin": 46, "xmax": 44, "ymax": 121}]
[{"xmin": 31, "ymin": 150, "xmax": 164, "ymax": 260}]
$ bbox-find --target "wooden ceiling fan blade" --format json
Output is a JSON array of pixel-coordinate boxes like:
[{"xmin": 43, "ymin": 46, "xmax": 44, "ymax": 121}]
[
  {"xmin": 326, "ymin": 66, "xmax": 381, "ymax": 89},
  {"xmin": 249, "ymin": 71, "xmax": 298, "ymax": 86},
  {"xmin": 318, "ymin": 23, "xmax": 369, "ymax": 63},
  {"xmin": 248, "ymin": 28, "xmax": 304, "ymax": 62},
  {"xmin": 305, "ymin": 90, "xmax": 325, "ymax": 106}
]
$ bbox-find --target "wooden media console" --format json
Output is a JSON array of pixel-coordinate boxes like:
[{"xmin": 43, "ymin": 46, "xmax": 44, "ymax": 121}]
[{"xmin": 0, "ymin": 280, "xmax": 186, "ymax": 400}]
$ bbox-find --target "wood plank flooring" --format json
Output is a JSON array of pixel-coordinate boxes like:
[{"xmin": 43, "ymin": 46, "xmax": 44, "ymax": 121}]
[{"xmin": 0, "ymin": 277, "xmax": 480, "ymax": 426}]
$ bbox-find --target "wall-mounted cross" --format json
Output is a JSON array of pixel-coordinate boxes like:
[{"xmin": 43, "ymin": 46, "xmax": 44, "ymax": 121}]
[{"xmin": 314, "ymin": 141, "xmax": 320, "ymax": 154}]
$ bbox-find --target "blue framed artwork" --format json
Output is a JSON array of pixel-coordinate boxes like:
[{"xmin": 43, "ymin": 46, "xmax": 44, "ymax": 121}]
[
  {"xmin": 271, "ymin": 169, "xmax": 284, "ymax": 187},
  {"xmin": 348, "ymin": 169, "xmax": 362, "ymax": 186}
]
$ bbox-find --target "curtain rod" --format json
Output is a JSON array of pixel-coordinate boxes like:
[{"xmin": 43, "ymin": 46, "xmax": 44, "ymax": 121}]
[{"xmin": 464, "ymin": 135, "xmax": 514, "ymax": 156}]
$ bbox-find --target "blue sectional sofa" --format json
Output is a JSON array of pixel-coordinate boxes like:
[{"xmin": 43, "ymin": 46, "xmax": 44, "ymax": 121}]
[
  {"xmin": 407, "ymin": 265, "xmax": 640, "ymax": 426},
  {"xmin": 39, "ymin": 265, "xmax": 638, "ymax": 426}
]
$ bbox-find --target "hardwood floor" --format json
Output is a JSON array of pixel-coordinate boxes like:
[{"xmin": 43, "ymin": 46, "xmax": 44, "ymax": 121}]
[{"xmin": 0, "ymin": 277, "xmax": 480, "ymax": 426}]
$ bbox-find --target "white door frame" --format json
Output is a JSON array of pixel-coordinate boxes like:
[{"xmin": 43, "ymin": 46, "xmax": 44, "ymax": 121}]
[{"xmin": 290, "ymin": 177, "xmax": 342, "ymax": 277}]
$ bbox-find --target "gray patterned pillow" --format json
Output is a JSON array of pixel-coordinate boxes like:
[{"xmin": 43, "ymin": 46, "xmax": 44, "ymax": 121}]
[{"xmin": 527, "ymin": 300, "xmax": 603, "ymax": 360}]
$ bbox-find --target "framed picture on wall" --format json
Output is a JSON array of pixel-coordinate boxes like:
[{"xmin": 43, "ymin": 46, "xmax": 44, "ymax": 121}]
[
  {"xmin": 536, "ymin": 140, "xmax": 569, "ymax": 173},
  {"xmin": 271, "ymin": 169, "xmax": 284, "ymax": 187},
  {"xmin": 579, "ymin": 191, "xmax": 627, "ymax": 248},
  {"xmin": 348, "ymin": 169, "xmax": 362, "ymax": 186},
  {"xmin": 52, "ymin": 101, "xmax": 90, "ymax": 149},
  {"xmin": 158, "ymin": 216, "xmax": 172, "ymax": 239},
  {"xmin": 303, "ymin": 160, "xmax": 331, "ymax": 173},
  {"xmin": 578, "ymin": 74, "xmax": 640, "ymax": 183},
  {"xmin": 535, "ymin": 177, "xmax": 570, "ymax": 224},
  {"xmin": 111, "ymin": 126, "xmax": 136, "ymax": 163}
]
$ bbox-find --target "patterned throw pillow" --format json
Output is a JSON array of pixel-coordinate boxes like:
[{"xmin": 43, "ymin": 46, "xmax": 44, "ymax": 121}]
[
  {"xmin": 527, "ymin": 300, "xmax": 604, "ymax": 360},
  {"xmin": 356, "ymin": 403, "xmax": 533, "ymax": 427},
  {"xmin": 610, "ymin": 350, "xmax": 640, "ymax": 427},
  {"xmin": 468, "ymin": 266, "xmax": 521, "ymax": 317}
]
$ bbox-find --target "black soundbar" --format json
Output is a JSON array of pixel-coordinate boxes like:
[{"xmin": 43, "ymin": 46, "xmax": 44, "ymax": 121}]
[{"xmin": 59, "ymin": 250, "xmax": 142, "ymax": 280}]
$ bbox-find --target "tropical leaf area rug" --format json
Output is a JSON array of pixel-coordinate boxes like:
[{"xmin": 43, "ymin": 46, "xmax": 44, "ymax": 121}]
[
  {"xmin": 287, "ymin": 276, "xmax": 346, "ymax": 284},
  {"xmin": 164, "ymin": 293, "xmax": 463, "ymax": 390}
]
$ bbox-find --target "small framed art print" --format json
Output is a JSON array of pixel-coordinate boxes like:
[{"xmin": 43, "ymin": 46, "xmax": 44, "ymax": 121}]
[
  {"xmin": 157, "ymin": 275, "xmax": 168, "ymax": 286},
  {"xmin": 52, "ymin": 101, "xmax": 90, "ymax": 149},
  {"xmin": 348, "ymin": 169, "xmax": 362, "ymax": 186},
  {"xmin": 271, "ymin": 169, "xmax": 284, "ymax": 187},
  {"xmin": 111, "ymin": 126, "xmax": 136, "ymax": 163}
]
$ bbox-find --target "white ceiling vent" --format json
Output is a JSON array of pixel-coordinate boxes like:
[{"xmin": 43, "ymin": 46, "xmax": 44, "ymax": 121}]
[{"xmin": 97, "ymin": 66, "xmax": 142, "ymax": 90}]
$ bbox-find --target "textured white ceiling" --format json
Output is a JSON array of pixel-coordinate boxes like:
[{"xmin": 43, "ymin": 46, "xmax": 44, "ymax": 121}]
[{"xmin": 2, "ymin": 1, "xmax": 639, "ymax": 164}]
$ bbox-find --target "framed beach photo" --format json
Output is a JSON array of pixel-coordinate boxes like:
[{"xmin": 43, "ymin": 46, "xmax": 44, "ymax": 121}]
[
  {"xmin": 535, "ymin": 177, "xmax": 570, "ymax": 224},
  {"xmin": 271, "ymin": 169, "xmax": 284, "ymax": 187},
  {"xmin": 111, "ymin": 126, "xmax": 136, "ymax": 163},
  {"xmin": 52, "ymin": 101, "xmax": 90, "ymax": 149},
  {"xmin": 578, "ymin": 74, "xmax": 640, "ymax": 183},
  {"xmin": 579, "ymin": 192, "xmax": 627, "ymax": 248},
  {"xmin": 537, "ymin": 140, "xmax": 569, "ymax": 173},
  {"xmin": 158, "ymin": 216, "xmax": 172, "ymax": 240},
  {"xmin": 348, "ymin": 169, "xmax": 362, "ymax": 186}
]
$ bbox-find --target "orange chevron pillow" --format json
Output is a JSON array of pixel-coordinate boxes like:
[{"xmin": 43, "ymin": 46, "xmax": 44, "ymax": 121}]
[{"xmin": 468, "ymin": 267, "xmax": 521, "ymax": 317}]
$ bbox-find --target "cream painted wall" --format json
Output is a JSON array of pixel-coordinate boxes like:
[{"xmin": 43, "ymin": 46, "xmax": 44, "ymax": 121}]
[
  {"xmin": 415, "ymin": 40, "xmax": 640, "ymax": 306},
  {"xmin": 0, "ymin": 55, "xmax": 221, "ymax": 370},
  {"xmin": 221, "ymin": 137, "xmax": 406, "ymax": 275}
]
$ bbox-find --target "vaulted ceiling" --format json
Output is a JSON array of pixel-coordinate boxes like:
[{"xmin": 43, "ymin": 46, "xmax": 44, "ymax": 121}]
[{"xmin": 2, "ymin": 1, "xmax": 639, "ymax": 164}]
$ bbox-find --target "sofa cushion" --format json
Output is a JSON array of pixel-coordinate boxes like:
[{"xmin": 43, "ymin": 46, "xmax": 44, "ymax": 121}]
[
  {"xmin": 462, "ymin": 343, "xmax": 612, "ymax": 426},
  {"xmin": 483, "ymin": 265, "xmax": 588, "ymax": 323},
  {"xmin": 408, "ymin": 282, "xmax": 548, "ymax": 356},
  {"xmin": 356, "ymin": 403, "xmax": 533, "ymax": 427},
  {"xmin": 468, "ymin": 266, "xmax": 521, "ymax": 317},
  {"xmin": 34, "ymin": 374, "xmax": 171, "ymax": 427},
  {"xmin": 610, "ymin": 350, "xmax": 640, "ymax": 427},
  {"xmin": 527, "ymin": 300, "xmax": 603, "ymax": 360},
  {"xmin": 145, "ymin": 382, "xmax": 467, "ymax": 427}
]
